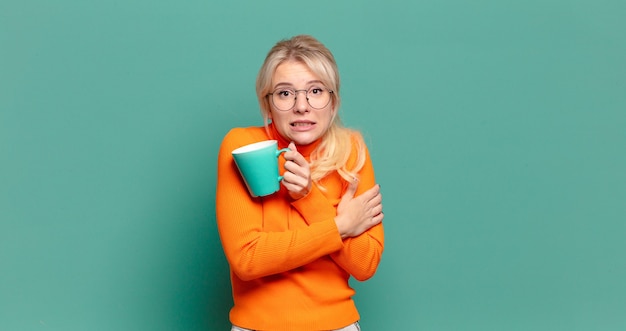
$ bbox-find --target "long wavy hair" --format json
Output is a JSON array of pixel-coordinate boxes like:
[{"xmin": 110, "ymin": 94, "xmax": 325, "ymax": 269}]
[{"xmin": 256, "ymin": 35, "xmax": 366, "ymax": 185}]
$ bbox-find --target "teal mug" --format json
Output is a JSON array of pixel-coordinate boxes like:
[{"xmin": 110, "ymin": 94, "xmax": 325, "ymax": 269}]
[{"xmin": 232, "ymin": 140, "xmax": 290, "ymax": 197}]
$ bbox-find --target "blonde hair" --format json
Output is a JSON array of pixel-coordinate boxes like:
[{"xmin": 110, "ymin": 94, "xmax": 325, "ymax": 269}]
[{"xmin": 256, "ymin": 35, "xmax": 366, "ymax": 184}]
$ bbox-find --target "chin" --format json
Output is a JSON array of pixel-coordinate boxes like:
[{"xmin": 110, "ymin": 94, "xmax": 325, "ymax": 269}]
[{"xmin": 292, "ymin": 134, "xmax": 321, "ymax": 146}]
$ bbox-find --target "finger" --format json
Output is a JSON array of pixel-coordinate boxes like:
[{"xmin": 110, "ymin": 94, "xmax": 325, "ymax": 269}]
[
  {"xmin": 288, "ymin": 141, "xmax": 297, "ymax": 152},
  {"xmin": 281, "ymin": 171, "xmax": 307, "ymax": 187},
  {"xmin": 280, "ymin": 179, "xmax": 297, "ymax": 191},
  {"xmin": 284, "ymin": 142, "xmax": 296, "ymax": 160},
  {"xmin": 367, "ymin": 190, "xmax": 383, "ymax": 206},
  {"xmin": 285, "ymin": 151, "xmax": 308, "ymax": 169},
  {"xmin": 359, "ymin": 184, "xmax": 380, "ymax": 202},
  {"xmin": 284, "ymin": 142, "xmax": 302, "ymax": 162},
  {"xmin": 371, "ymin": 203, "xmax": 383, "ymax": 216},
  {"xmin": 372, "ymin": 212, "xmax": 384, "ymax": 225},
  {"xmin": 284, "ymin": 160, "xmax": 309, "ymax": 177},
  {"xmin": 342, "ymin": 178, "xmax": 359, "ymax": 201},
  {"xmin": 280, "ymin": 176, "xmax": 299, "ymax": 191}
]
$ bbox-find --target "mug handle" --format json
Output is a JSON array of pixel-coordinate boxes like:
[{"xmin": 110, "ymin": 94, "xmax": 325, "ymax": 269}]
[{"xmin": 276, "ymin": 148, "xmax": 290, "ymax": 181}]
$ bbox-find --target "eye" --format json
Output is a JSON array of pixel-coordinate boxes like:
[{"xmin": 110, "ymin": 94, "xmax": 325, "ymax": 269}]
[
  {"xmin": 309, "ymin": 87, "xmax": 323, "ymax": 95},
  {"xmin": 276, "ymin": 89, "xmax": 294, "ymax": 98}
]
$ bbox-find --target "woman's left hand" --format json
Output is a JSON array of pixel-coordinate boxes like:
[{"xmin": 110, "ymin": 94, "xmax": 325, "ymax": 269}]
[{"xmin": 281, "ymin": 142, "xmax": 312, "ymax": 200}]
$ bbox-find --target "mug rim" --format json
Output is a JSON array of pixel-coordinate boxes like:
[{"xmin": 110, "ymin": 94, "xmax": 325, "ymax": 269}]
[{"xmin": 232, "ymin": 140, "xmax": 277, "ymax": 154}]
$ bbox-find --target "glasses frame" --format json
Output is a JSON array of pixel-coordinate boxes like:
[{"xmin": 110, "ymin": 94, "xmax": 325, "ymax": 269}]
[{"xmin": 267, "ymin": 87, "xmax": 334, "ymax": 111}]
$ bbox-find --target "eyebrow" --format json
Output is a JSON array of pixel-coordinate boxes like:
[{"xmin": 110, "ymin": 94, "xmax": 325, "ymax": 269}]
[{"xmin": 273, "ymin": 80, "xmax": 325, "ymax": 89}]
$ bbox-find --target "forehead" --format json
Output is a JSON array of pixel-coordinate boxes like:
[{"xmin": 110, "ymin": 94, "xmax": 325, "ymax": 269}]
[{"xmin": 272, "ymin": 61, "xmax": 320, "ymax": 87}]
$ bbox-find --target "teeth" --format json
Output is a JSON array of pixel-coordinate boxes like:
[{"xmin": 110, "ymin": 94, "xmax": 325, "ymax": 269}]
[{"xmin": 292, "ymin": 122, "xmax": 312, "ymax": 126}]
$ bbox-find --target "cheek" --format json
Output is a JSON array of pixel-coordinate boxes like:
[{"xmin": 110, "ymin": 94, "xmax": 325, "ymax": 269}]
[
  {"xmin": 325, "ymin": 110, "xmax": 336, "ymax": 126},
  {"xmin": 271, "ymin": 113, "xmax": 289, "ymax": 129}
]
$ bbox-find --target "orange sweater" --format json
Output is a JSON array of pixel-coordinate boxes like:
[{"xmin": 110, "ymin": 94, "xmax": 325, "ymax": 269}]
[{"xmin": 215, "ymin": 125, "xmax": 384, "ymax": 330}]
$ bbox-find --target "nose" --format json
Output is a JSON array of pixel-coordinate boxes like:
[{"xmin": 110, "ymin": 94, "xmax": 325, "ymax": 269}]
[{"xmin": 293, "ymin": 90, "xmax": 309, "ymax": 113}]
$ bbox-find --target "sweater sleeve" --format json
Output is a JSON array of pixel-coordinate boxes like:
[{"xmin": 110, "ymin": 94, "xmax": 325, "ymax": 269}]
[
  {"xmin": 215, "ymin": 128, "xmax": 344, "ymax": 281},
  {"xmin": 291, "ymin": 144, "xmax": 385, "ymax": 281},
  {"xmin": 330, "ymin": 150, "xmax": 385, "ymax": 281}
]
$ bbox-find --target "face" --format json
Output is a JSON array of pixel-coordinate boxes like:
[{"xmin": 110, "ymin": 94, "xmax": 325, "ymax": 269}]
[{"xmin": 268, "ymin": 61, "xmax": 335, "ymax": 146}]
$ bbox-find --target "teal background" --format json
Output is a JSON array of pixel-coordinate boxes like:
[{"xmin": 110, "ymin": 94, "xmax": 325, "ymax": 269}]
[{"xmin": 1, "ymin": 0, "xmax": 625, "ymax": 330}]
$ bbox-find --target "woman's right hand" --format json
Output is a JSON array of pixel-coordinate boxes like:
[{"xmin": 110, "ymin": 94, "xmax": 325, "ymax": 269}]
[{"xmin": 335, "ymin": 180, "xmax": 384, "ymax": 239}]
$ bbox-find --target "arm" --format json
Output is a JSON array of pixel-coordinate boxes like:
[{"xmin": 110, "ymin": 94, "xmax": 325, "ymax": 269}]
[
  {"xmin": 291, "ymin": 145, "xmax": 385, "ymax": 281},
  {"xmin": 215, "ymin": 129, "xmax": 344, "ymax": 281},
  {"xmin": 331, "ymin": 153, "xmax": 384, "ymax": 281}
]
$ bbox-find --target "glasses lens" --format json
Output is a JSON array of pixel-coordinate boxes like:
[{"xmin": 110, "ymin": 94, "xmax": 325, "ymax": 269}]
[
  {"xmin": 271, "ymin": 89, "xmax": 295, "ymax": 111},
  {"xmin": 306, "ymin": 87, "xmax": 331, "ymax": 109}
]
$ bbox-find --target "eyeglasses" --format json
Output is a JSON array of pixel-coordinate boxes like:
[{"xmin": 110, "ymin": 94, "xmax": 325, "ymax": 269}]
[{"xmin": 268, "ymin": 86, "xmax": 333, "ymax": 111}]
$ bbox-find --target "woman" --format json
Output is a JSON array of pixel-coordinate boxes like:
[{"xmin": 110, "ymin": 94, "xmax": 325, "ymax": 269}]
[{"xmin": 216, "ymin": 35, "xmax": 384, "ymax": 331}]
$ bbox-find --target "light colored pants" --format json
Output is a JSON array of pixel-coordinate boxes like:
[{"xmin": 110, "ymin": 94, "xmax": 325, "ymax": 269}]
[{"xmin": 231, "ymin": 321, "xmax": 361, "ymax": 331}]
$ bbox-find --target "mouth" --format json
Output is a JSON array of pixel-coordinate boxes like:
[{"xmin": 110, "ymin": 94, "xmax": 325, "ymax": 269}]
[
  {"xmin": 289, "ymin": 120, "xmax": 316, "ymax": 132},
  {"xmin": 290, "ymin": 121, "xmax": 316, "ymax": 127}
]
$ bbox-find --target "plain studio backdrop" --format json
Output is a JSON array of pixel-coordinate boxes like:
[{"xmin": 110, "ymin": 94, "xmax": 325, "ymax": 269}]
[{"xmin": 1, "ymin": 0, "xmax": 624, "ymax": 330}]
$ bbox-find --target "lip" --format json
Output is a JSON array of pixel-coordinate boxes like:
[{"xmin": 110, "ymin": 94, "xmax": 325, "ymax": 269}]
[{"xmin": 290, "ymin": 120, "xmax": 317, "ymax": 132}]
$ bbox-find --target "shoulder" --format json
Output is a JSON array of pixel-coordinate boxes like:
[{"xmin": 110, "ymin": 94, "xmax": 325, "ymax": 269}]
[
  {"xmin": 220, "ymin": 126, "xmax": 268, "ymax": 150},
  {"xmin": 342, "ymin": 128, "xmax": 370, "ymax": 169},
  {"xmin": 348, "ymin": 130, "xmax": 365, "ymax": 147},
  {"xmin": 346, "ymin": 129, "xmax": 368, "ymax": 154},
  {"xmin": 222, "ymin": 126, "xmax": 267, "ymax": 141}
]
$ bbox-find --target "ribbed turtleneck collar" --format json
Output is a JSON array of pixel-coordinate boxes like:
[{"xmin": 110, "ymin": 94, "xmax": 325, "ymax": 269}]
[{"xmin": 268, "ymin": 123, "xmax": 321, "ymax": 158}]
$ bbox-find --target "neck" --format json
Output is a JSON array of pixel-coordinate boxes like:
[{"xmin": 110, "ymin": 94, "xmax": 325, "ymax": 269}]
[{"xmin": 268, "ymin": 123, "xmax": 321, "ymax": 158}]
